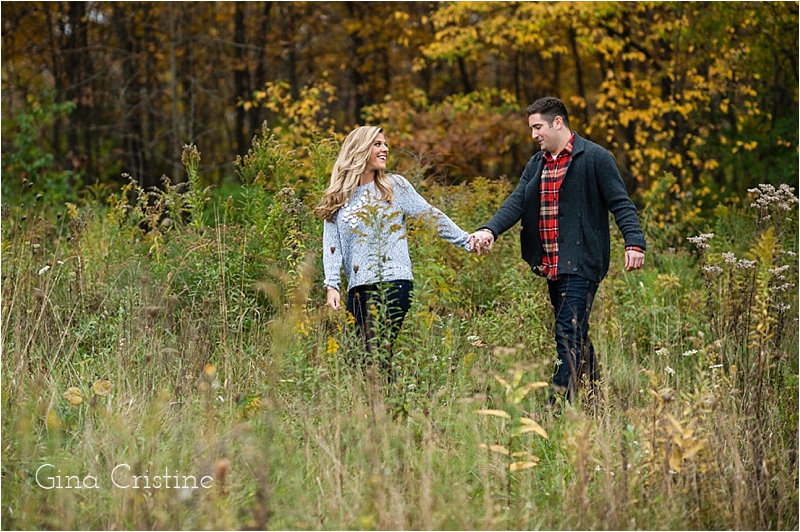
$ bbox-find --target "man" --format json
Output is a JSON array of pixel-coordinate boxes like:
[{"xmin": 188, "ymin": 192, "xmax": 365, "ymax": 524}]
[{"xmin": 470, "ymin": 97, "xmax": 646, "ymax": 404}]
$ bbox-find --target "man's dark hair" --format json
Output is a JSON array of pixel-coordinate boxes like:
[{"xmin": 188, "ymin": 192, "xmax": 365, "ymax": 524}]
[{"xmin": 526, "ymin": 97, "xmax": 570, "ymax": 128}]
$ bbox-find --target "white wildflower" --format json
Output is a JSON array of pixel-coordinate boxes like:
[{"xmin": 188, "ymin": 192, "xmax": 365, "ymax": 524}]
[
  {"xmin": 665, "ymin": 366, "xmax": 676, "ymax": 375},
  {"xmin": 38, "ymin": 265, "xmax": 50, "ymax": 275},
  {"xmin": 682, "ymin": 349, "xmax": 698, "ymax": 357},
  {"xmin": 771, "ymin": 282, "xmax": 795, "ymax": 293},
  {"xmin": 722, "ymin": 252, "xmax": 737, "ymax": 264},
  {"xmin": 688, "ymin": 233, "xmax": 715, "ymax": 250},
  {"xmin": 702, "ymin": 265, "xmax": 723, "ymax": 274}
]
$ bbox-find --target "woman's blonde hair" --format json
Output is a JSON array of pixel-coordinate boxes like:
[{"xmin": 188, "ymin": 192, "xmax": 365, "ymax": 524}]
[{"xmin": 313, "ymin": 126, "xmax": 394, "ymax": 222}]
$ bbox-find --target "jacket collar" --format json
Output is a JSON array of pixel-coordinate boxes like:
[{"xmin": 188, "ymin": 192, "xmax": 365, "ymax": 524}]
[{"xmin": 570, "ymin": 131, "xmax": 586, "ymax": 158}]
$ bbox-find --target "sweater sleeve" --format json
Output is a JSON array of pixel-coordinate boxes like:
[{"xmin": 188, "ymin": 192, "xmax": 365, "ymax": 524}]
[
  {"xmin": 394, "ymin": 176, "xmax": 471, "ymax": 251},
  {"xmin": 322, "ymin": 215, "xmax": 344, "ymax": 290},
  {"xmin": 595, "ymin": 150, "xmax": 647, "ymax": 251}
]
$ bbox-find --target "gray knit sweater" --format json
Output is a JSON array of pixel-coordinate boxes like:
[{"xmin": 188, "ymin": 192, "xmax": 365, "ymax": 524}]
[{"xmin": 323, "ymin": 174, "xmax": 471, "ymax": 292}]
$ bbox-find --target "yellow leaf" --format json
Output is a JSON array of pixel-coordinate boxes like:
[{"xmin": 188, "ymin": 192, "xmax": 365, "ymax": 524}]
[
  {"xmin": 494, "ymin": 375, "xmax": 510, "ymax": 390},
  {"xmin": 511, "ymin": 369, "xmax": 524, "ymax": 388},
  {"xmin": 475, "ymin": 409, "xmax": 511, "ymax": 419},
  {"xmin": 479, "ymin": 443, "xmax": 509, "ymax": 456},
  {"xmin": 510, "ymin": 381, "xmax": 549, "ymax": 404},
  {"xmin": 665, "ymin": 412, "xmax": 683, "ymax": 434},
  {"xmin": 204, "ymin": 364, "xmax": 217, "ymax": 378},
  {"xmin": 669, "ymin": 446, "xmax": 682, "ymax": 472},
  {"xmin": 92, "ymin": 379, "xmax": 112, "ymax": 397},
  {"xmin": 63, "ymin": 387, "xmax": 83, "ymax": 406},
  {"xmin": 518, "ymin": 417, "xmax": 549, "ymax": 439},
  {"xmin": 509, "ymin": 461, "xmax": 538, "ymax": 471},
  {"xmin": 683, "ymin": 439, "xmax": 707, "ymax": 460}
]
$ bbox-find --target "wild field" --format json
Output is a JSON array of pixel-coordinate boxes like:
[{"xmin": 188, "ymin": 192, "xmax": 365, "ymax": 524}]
[{"xmin": 1, "ymin": 135, "xmax": 798, "ymax": 530}]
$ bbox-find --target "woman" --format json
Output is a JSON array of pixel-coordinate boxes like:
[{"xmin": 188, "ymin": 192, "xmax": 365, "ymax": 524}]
[{"xmin": 314, "ymin": 126, "xmax": 472, "ymax": 377}]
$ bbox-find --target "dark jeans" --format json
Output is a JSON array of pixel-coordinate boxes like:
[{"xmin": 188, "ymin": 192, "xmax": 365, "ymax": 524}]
[
  {"xmin": 346, "ymin": 280, "xmax": 413, "ymax": 374},
  {"xmin": 547, "ymin": 275, "xmax": 599, "ymax": 400}
]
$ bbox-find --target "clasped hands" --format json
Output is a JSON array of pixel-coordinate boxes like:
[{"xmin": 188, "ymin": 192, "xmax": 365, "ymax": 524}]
[{"xmin": 467, "ymin": 229, "xmax": 495, "ymax": 256}]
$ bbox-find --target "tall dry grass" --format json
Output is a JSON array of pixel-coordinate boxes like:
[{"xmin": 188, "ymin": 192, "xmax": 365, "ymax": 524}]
[{"xmin": 1, "ymin": 140, "xmax": 797, "ymax": 530}]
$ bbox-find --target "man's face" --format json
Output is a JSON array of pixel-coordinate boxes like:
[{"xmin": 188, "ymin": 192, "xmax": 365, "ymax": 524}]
[{"xmin": 528, "ymin": 113, "xmax": 563, "ymax": 154}]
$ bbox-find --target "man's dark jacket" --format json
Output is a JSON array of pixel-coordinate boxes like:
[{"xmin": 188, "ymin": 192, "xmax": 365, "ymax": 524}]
[{"xmin": 480, "ymin": 132, "xmax": 646, "ymax": 283}]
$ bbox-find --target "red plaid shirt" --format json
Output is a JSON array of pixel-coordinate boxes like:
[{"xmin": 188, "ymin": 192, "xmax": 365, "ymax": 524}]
[
  {"xmin": 538, "ymin": 133, "xmax": 575, "ymax": 280},
  {"xmin": 539, "ymin": 132, "xmax": 644, "ymax": 280}
]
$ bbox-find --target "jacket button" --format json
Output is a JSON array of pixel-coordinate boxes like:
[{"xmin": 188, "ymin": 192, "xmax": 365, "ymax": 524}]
[
  {"xmin": 576, "ymin": 241, "xmax": 581, "ymax": 246},
  {"xmin": 573, "ymin": 267, "xmax": 578, "ymax": 272},
  {"xmin": 566, "ymin": 261, "xmax": 572, "ymax": 268}
]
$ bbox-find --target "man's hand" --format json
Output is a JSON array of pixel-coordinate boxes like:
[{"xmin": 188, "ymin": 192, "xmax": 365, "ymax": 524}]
[
  {"xmin": 326, "ymin": 287, "xmax": 341, "ymax": 310},
  {"xmin": 468, "ymin": 230, "xmax": 495, "ymax": 256},
  {"xmin": 624, "ymin": 249, "xmax": 645, "ymax": 271}
]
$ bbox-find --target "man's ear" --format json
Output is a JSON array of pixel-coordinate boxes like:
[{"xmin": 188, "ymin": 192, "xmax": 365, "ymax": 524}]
[{"xmin": 553, "ymin": 115, "xmax": 564, "ymax": 129}]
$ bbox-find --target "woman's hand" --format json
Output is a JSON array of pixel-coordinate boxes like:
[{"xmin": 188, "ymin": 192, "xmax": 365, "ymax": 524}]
[{"xmin": 326, "ymin": 287, "xmax": 341, "ymax": 311}]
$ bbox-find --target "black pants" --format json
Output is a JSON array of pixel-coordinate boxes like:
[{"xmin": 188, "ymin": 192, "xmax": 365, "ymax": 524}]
[
  {"xmin": 547, "ymin": 275, "xmax": 599, "ymax": 401},
  {"xmin": 346, "ymin": 280, "xmax": 413, "ymax": 374}
]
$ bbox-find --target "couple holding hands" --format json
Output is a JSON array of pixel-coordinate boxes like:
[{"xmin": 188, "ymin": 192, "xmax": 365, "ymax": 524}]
[{"xmin": 314, "ymin": 97, "xmax": 646, "ymax": 400}]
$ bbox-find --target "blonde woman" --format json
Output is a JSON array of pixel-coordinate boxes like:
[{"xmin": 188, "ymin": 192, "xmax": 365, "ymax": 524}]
[{"xmin": 314, "ymin": 126, "xmax": 473, "ymax": 377}]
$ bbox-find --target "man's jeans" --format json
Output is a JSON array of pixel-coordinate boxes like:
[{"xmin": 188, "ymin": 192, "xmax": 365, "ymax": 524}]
[{"xmin": 547, "ymin": 275, "xmax": 599, "ymax": 400}]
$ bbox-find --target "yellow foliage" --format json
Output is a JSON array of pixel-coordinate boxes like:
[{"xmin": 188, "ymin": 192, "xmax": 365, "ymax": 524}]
[{"xmin": 326, "ymin": 336, "xmax": 340, "ymax": 355}]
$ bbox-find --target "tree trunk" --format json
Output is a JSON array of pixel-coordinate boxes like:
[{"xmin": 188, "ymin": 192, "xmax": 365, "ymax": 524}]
[
  {"xmin": 457, "ymin": 56, "xmax": 473, "ymax": 93},
  {"xmin": 568, "ymin": 25, "xmax": 589, "ymax": 126},
  {"xmin": 44, "ymin": 3, "xmax": 64, "ymax": 166},
  {"xmin": 346, "ymin": 2, "xmax": 366, "ymax": 121},
  {"xmin": 280, "ymin": 4, "xmax": 300, "ymax": 101},
  {"xmin": 250, "ymin": 2, "xmax": 273, "ymax": 140},
  {"xmin": 169, "ymin": 2, "xmax": 181, "ymax": 185},
  {"xmin": 234, "ymin": 1, "xmax": 250, "ymax": 156},
  {"xmin": 114, "ymin": 3, "xmax": 147, "ymax": 183}
]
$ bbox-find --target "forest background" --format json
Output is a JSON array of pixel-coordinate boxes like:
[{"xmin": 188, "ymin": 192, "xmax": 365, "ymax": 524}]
[{"xmin": 1, "ymin": 2, "xmax": 799, "ymax": 530}]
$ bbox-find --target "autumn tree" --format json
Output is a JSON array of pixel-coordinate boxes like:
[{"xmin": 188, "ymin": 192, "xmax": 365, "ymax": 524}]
[
  {"xmin": 421, "ymin": 1, "xmax": 798, "ymax": 198},
  {"xmin": 1, "ymin": 2, "xmax": 796, "ymax": 200}
]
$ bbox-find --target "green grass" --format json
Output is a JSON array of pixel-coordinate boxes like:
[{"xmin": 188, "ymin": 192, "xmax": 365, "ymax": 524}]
[{"xmin": 1, "ymin": 170, "xmax": 798, "ymax": 530}]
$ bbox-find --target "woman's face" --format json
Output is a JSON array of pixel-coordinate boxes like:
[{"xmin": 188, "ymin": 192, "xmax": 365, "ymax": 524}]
[{"xmin": 363, "ymin": 133, "xmax": 389, "ymax": 173}]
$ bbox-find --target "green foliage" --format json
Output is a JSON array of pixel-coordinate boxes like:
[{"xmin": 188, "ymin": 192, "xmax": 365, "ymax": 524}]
[
  {"xmin": 1, "ymin": 135, "xmax": 798, "ymax": 530},
  {"xmin": 2, "ymin": 93, "xmax": 81, "ymax": 205},
  {"xmin": 181, "ymin": 144, "xmax": 209, "ymax": 231}
]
